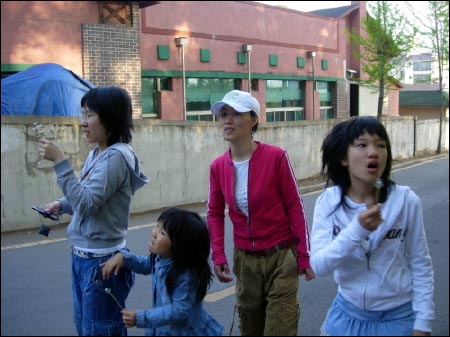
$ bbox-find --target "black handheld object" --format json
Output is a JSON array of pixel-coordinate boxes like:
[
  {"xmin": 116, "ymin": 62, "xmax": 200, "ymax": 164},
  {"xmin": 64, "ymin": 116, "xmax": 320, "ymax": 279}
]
[
  {"xmin": 38, "ymin": 224, "xmax": 51, "ymax": 237},
  {"xmin": 32, "ymin": 206, "xmax": 59, "ymax": 221}
]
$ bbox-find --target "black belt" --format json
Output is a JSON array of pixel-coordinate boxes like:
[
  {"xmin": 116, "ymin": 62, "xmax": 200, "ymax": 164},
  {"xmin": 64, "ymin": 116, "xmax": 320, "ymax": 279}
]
[{"xmin": 240, "ymin": 238, "xmax": 298, "ymax": 257}]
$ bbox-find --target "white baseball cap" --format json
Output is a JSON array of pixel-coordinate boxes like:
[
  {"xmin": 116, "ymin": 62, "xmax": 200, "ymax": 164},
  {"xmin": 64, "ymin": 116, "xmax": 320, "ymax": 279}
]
[{"xmin": 211, "ymin": 90, "xmax": 260, "ymax": 116}]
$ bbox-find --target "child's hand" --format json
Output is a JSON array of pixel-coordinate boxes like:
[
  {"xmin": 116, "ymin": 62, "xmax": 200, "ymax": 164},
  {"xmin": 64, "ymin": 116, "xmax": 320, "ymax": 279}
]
[
  {"xmin": 121, "ymin": 309, "xmax": 137, "ymax": 328},
  {"xmin": 100, "ymin": 253, "xmax": 124, "ymax": 279},
  {"xmin": 358, "ymin": 204, "xmax": 383, "ymax": 232}
]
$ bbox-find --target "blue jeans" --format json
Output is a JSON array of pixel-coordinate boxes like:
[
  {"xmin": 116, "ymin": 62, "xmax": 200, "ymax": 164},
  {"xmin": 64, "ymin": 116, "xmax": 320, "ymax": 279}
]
[{"xmin": 71, "ymin": 252, "xmax": 135, "ymax": 336}]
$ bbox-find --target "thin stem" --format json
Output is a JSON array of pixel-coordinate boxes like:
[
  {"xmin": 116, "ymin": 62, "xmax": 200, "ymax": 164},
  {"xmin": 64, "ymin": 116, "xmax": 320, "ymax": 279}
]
[{"xmin": 105, "ymin": 288, "xmax": 124, "ymax": 310}]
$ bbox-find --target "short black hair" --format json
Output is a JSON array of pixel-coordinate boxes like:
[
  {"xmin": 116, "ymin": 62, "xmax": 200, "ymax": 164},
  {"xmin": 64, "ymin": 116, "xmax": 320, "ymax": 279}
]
[
  {"xmin": 157, "ymin": 207, "xmax": 213, "ymax": 302},
  {"xmin": 81, "ymin": 86, "xmax": 133, "ymax": 145},
  {"xmin": 321, "ymin": 116, "xmax": 394, "ymax": 211},
  {"xmin": 250, "ymin": 110, "xmax": 259, "ymax": 133}
]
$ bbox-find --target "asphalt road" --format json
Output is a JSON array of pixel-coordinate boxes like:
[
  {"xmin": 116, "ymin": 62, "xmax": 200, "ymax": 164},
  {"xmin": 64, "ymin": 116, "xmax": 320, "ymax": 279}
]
[{"xmin": 1, "ymin": 156, "xmax": 448, "ymax": 336}]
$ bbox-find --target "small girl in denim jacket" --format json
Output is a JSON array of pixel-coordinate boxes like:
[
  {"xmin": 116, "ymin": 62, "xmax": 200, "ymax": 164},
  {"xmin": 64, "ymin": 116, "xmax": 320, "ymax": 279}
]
[{"xmin": 101, "ymin": 207, "xmax": 223, "ymax": 336}]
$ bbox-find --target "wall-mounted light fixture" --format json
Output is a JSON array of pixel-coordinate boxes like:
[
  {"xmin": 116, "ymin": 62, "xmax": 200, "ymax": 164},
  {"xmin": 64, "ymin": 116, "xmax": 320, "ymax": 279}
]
[
  {"xmin": 175, "ymin": 37, "xmax": 188, "ymax": 47},
  {"xmin": 307, "ymin": 51, "xmax": 316, "ymax": 117},
  {"xmin": 347, "ymin": 69, "xmax": 357, "ymax": 79},
  {"xmin": 307, "ymin": 50, "xmax": 316, "ymax": 58},
  {"xmin": 242, "ymin": 44, "xmax": 252, "ymax": 92},
  {"xmin": 243, "ymin": 44, "xmax": 252, "ymax": 52},
  {"xmin": 175, "ymin": 37, "xmax": 188, "ymax": 119}
]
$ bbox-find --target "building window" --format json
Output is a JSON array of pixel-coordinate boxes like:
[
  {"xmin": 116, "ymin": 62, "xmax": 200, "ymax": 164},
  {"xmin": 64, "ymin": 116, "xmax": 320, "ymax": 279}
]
[
  {"xmin": 142, "ymin": 77, "xmax": 173, "ymax": 118},
  {"xmin": 1, "ymin": 72, "xmax": 17, "ymax": 79},
  {"xmin": 413, "ymin": 73, "xmax": 432, "ymax": 84},
  {"xmin": 317, "ymin": 81, "xmax": 334, "ymax": 119},
  {"xmin": 142, "ymin": 77, "xmax": 157, "ymax": 117},
  {"xmin": 1, "ymin": 64, "xmax": 34, "ymax": 78},
  {"xmin": 266, "ymin": 80, "xmax": 305, "ymax": 122},
  {"xmin": 251, "ymin": 79, "xmax": 259, "ymax": 92},
  {"xmin": 320, "ymin": 108, "xmax": 333, "ymax": 119},
  {"xmin": 413, "ymin": 61, "xmax": 432, "ymax": 71},
  {"xmin": 185, "ymin": 78, "xmax": 239, "ymax": 120},
  {"xmin": 267, "ymin": 110, "xmax": 305, "ymax": 122},
  {"xmin": 158, "ymin": 77, "xmax": 172, "ymax": 91}
]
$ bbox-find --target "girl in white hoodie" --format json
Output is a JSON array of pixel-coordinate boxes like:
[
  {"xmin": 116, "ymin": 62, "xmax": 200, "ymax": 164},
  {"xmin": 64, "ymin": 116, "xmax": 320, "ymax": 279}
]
[{"xmin": 311, "ymin": 116, "xmax": 434, "ymax": 336}]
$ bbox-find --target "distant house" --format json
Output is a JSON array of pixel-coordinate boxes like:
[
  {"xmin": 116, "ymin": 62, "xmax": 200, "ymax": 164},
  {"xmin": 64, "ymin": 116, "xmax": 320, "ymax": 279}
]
[
  {"xmin": 399, "ymin": 84, "xmax": 449, "ymax": 120},
  {"xmin": 402, "ymin": 53, "xmax": 434, "ymax": 85}
]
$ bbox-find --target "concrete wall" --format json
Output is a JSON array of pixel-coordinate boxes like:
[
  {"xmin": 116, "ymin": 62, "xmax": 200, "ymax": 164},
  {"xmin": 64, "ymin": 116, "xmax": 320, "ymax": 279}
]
[
  {"xmin": 416, "ymin": 118, "xmax": 449, "ymax": 156},
  {"xmin": 400, "ymin": 106, "xmax": 450, "ymax": 120},
  {"xmin": 1, "ymin": 115, "xmax": 448, "ymax": 232}
]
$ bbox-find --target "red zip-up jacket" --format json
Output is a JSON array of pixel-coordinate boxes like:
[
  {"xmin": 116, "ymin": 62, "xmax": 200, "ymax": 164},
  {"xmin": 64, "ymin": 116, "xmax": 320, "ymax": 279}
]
[{"xmin": 207, "ymin": 141, "xmax": 311, "ymax": 271}]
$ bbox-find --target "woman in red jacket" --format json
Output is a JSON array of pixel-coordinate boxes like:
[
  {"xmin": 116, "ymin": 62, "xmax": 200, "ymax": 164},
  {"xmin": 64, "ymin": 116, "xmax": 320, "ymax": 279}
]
[{"xmin": 207, "ymin": 90, "xmax": 315, "ymax": 336}]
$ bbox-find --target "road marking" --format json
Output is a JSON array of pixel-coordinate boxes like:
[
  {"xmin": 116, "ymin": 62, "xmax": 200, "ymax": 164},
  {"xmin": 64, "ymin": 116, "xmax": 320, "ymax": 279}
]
[
  {"xmin": 204, "ymin": 285, "xmax": 236, "ymax": 302},
  {"xmin": 2, "ymin": 217, "xmax": 235, "ymax": 301},
  {"xmin": 1, "ymin": 223, "xmax": 158, "ymax": 250},
  {"xmin": 1, "ymin": 237, "xmax": 67, "ymax": 250}
]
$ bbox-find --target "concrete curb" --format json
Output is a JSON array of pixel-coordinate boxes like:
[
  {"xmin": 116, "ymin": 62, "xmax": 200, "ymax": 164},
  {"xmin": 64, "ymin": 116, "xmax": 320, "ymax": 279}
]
[{"xmin": 391, "ymin": 153, "xmax": 448, "ymax": 170}]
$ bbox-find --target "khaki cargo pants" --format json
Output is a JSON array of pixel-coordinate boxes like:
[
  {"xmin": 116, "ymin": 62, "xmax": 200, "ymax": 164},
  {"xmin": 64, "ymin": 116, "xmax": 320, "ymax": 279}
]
[{"xmin": 233, "ymin": 247, "xmax": 300, "ymax": 336}]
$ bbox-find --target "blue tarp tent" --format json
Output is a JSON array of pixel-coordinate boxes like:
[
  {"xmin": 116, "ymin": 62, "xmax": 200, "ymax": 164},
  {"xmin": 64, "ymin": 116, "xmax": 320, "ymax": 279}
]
[{"xmin": 1, "ymin": 63, "xmax": 95, "ymax": 116}]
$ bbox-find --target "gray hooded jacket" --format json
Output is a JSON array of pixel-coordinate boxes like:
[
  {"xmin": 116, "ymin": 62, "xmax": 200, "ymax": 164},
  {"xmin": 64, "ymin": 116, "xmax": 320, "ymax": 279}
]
[{"xmin": 55, "ymin": 143, "xmax": 148, "ymax": 249}]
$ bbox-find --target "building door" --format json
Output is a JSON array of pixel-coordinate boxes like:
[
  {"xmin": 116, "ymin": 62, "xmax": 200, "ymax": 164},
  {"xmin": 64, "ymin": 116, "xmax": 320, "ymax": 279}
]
[{"xmin": 350, "ymin": 84, "xmax": 359, "ymax": 116}]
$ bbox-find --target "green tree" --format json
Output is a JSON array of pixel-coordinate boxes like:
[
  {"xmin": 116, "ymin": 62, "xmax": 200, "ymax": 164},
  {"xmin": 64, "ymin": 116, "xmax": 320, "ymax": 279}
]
[
  {"xmin": 347, "ymin": 1, "xmax": 417, "ymax": 120},
  {"xmin": 413, "ymin": 1, "xmax": 449, "ymax": 154}
]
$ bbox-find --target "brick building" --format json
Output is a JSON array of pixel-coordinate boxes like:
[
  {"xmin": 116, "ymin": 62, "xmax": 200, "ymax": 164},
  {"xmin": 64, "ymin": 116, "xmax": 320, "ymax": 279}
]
[{"xmin": 1, "ymin": 1, "xmax": 400, "ymax": 121}]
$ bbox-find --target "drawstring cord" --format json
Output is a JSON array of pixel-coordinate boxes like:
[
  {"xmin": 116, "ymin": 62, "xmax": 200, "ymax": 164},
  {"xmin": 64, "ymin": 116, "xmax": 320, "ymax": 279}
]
[{"xmin": 229, "ymin": 304, "xmax": 237, "ymax": 336}]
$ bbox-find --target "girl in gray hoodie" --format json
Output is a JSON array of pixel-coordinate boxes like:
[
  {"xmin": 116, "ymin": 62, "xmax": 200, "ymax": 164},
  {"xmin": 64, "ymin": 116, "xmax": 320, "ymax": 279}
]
[{"xmin": 39, "ymin": 86, "xmax": 148, "ymax": 336}]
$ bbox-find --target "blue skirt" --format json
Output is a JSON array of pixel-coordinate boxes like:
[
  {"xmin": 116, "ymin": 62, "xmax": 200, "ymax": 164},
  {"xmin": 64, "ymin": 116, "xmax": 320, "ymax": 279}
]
[{"xmin": 321, "ymin": 293, "xmax": 414, "ymax": 336}]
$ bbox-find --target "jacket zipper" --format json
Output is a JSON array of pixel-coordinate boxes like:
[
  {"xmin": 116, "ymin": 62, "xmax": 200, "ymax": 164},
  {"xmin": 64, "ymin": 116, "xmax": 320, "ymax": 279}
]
[
  {"xmin": 247, "ymin": 159, "xmax": 253, "ymax": 250},
  {"xmin": 363, "ymin": 249, "xmax": 371, "ymax": 310}
]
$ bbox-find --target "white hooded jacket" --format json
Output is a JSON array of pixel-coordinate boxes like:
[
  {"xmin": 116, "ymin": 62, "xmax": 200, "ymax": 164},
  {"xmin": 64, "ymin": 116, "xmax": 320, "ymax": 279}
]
[{"xmin": 311, "ymin": 185, "xmax": 434, "ymax": 332}]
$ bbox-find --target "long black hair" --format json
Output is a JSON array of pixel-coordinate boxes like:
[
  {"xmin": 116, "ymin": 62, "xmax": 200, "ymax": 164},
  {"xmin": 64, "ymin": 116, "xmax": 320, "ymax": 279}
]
[
  {"xmin": 157, "ymin": 207, "xmax": 213, "ymax": 302},
  {"xmin": 320, "ymin": 116, "xmax": 394, "ymax": 213},
  {"xmin": 81, "ymin": 86, "xmax": 134, "ymax": 145}
]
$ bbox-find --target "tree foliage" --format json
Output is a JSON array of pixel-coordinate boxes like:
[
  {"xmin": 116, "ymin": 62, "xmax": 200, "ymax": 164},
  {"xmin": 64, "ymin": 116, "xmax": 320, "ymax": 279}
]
[
  {"xmin": 347, "ymin": 1, "xmax": 417, "ymax": 119},
  {"xmin": 412, "ymin": 1, "xmax": 449, "ymax": 153}
]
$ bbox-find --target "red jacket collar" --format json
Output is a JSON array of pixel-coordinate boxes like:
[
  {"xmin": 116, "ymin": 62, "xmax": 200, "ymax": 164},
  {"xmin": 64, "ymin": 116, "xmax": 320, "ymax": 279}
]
[{"xmin": 225, "ymin": 141, "xmax": 263, "ymax": 164}]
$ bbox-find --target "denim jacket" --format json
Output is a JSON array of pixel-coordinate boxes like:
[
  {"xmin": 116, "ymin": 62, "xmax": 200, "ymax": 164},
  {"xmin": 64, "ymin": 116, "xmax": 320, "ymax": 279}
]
[{"xmin": 121, "ymin": 250, "xmax": 223, "ymax": 336}]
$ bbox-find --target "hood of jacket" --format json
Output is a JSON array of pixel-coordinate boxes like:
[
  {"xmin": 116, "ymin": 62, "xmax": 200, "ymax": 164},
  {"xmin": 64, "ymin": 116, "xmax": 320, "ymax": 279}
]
[{"xmin": 103, "ymin": 143, "xmax": 149, "ymax": 194}]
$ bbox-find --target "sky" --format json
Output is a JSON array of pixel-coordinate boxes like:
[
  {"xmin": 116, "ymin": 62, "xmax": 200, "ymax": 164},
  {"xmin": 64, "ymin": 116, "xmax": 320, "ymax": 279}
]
[
  {"xmin": 255, "ymin": 1, "xmax": 432, "ymax": 50},
  {"xmin": 255, "ymin": 1, "xmax": 430, "ymax": 20},
  {"xmin": 255, "ymin": 1, "xmax": 352, "ymax": 12}
]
